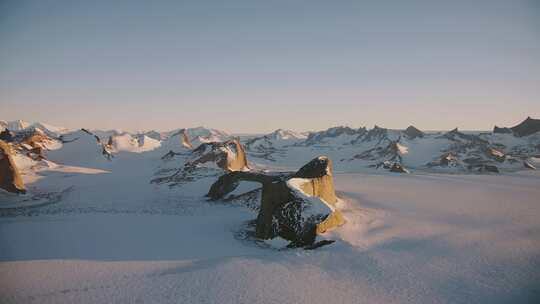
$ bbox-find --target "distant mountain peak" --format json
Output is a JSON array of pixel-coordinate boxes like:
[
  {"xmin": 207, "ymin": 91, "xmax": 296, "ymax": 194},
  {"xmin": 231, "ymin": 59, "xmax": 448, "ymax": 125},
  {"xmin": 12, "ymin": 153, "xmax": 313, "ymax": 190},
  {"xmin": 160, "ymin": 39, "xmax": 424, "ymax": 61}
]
[
  {"xmin": 404, "ymin": 125, "xmax": 424, "ymax": 139},
  {"xmin": 510, "ymin": 117, "xmax": 540, "ymax": 137}
]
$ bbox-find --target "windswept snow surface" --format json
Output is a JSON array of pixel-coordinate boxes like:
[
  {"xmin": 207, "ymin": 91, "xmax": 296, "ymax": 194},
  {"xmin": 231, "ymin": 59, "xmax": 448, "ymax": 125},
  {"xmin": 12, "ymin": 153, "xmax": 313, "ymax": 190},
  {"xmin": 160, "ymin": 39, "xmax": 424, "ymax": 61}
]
[
  {"xmin": 1, "ymin": 123, "xmax": 540, "ymax": 303},
  {"xmin": 1, "ymin": 162, "xmax": 540, "ymax": 303}
]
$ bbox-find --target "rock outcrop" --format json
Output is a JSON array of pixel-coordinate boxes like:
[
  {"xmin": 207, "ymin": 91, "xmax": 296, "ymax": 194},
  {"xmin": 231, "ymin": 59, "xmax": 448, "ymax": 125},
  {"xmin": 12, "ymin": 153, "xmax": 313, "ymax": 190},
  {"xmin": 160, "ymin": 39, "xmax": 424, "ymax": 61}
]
[
  {"xmin": 390, "ymin": 163, "xmax": 409, "ymax": 173},
  {"xmin": 207, "ymin": 156, "xmax": 344, "ymax": 247},
  {"xmin": 189, "ymin": 139, "xmax": 249, "ymax": 171},
  {"xmin": 493, "ymin": 126, "xmax": 512, "ymax": 134},
  {"xmin": 303, "ymin": 126, "xmax": 365, "ymax": 146},
  {"xmin": 404, "ymin": 125, "xmax": 424, "ymax": 139},
  {"xmin": 510, "ymin": 117, "xmax": 540, "ymax": 137},
  {"xmin": 0, "ymin": 129, "xmax": 14, "ymax": 142},
  {"xmin": 0, "ymin": 140, "xmax": 26, "ymax": 194},
  {"xmin": 182, "ymin": 129, "xmax": 193, "ymax": 149},
  {"xmin": 524, "ymin": 161, "xmax": 536, "ymax": 170},
  {"xmin": 152, "ymin": 139, "xmax": 249, "ymax": 186},
  {"xmin": 468, "ymin": 164, "xmax": 500, "ymax": 173}
]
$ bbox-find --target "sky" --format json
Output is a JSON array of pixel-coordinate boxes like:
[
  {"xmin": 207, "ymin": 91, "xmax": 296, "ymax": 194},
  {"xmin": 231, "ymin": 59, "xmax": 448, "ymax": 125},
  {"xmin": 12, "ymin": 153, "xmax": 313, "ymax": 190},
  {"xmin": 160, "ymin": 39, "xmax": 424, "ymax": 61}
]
[{"xmin": 0, "ymin": 0, "xmax": 539, "ymax": 133}]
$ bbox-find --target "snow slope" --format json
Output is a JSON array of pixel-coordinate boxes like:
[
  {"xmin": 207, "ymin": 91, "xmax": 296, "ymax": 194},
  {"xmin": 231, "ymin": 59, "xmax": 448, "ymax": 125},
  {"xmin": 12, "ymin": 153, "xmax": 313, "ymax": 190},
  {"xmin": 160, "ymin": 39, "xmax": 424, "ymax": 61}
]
[{"xmin": 1, "ymin": 171, "xmax": 539, "ymax": 303}]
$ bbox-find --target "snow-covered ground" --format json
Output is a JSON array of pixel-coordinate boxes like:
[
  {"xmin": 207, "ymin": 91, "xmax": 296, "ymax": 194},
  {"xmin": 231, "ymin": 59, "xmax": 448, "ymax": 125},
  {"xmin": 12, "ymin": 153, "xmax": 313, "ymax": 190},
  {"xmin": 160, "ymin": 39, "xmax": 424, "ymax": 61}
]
[{"xmin": 2, "ymin": 165, "xmax": 540, "ymax": 303}]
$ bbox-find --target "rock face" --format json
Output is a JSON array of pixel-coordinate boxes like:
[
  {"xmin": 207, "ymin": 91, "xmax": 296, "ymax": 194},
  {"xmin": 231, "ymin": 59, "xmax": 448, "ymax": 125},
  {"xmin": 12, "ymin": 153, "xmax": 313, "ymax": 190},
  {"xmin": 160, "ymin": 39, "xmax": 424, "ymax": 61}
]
[
  {"xmin": 303, "ymin": 126, "xmax": 364, "ymax": 146},
  {"xmin": 152, "ymin": 139, "xmax": 249, "ymax": 186},
  {"xmin": 390, "ymin": 163, "xmax": 409, "ymax": 173},
  {"xmin": 404, "ymin": 125, "xmax": 424, "ymax": 139},
  {"xmin": 523, "ymin": 161, "xmax": 536, "ymax": 170},
  {"xmin": 207, "ymin": 156, "xmax": 344, "ymax": 247},
  {"xmin": 493, "ymin": 126, "xmax": 512, "ymax": 134},
  {"xmin": 182, "ymin": 129, "xmax": 193, "ymax": 149},
  {"xmin": 0, "ymin": 129, "xmax": 14, "ymax": 142},
  {"xmin": 510, "ymin": 117, "xmax": 540, "ymax": 137},
  {"xmin": 293, "ymin": 157, "xmax": 337, "ymax": 204},
  {"xmin": 468, "ymin": 164, "xmax": 500, "ymax": 173},
  {"xmin": 0, "ymin": 140, "xmax": 26, "ymax": 194},
  {"xmin": 189, "ymin": 139, "xmax": 249, "ymax": 172}
]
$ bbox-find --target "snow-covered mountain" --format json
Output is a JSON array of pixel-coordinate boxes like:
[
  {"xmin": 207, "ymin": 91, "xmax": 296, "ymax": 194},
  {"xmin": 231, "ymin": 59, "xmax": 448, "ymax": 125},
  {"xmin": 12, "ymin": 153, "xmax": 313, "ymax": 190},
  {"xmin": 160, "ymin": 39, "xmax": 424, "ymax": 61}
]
[
  {"xmin": 2, "ymin": 118, "xmax": 539, "ymax": 176},
  {"xmin": 0, "ymin": 120, "xmax": 70, "ymax": 138},
  {"xmin": 244, "ymin": 129, "xmax": 307, "ymax": 161},
  {"xmin": 241, "ymin": 120, "xmax": 540, "ymax": 173},
  {"xmin": 302, "ymin": 126, "xmax": 364, "ymax": 146}
]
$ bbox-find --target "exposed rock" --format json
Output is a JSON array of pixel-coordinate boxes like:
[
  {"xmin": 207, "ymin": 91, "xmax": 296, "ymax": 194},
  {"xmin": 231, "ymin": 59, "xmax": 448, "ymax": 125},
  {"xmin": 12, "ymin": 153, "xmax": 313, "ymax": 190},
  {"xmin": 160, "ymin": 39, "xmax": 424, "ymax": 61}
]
[
  {"xmin": 360, "ymin": 126, "xmax": 388, "ymax": 143},
  {"xmin": 244, "ymin": 129, "xmax": 305, "ymax": 161},
  {"xmin": 404, "ymin": 125, "xmax": 424, "ymax": 139},
  {"xmin": 182, "ymin": 129, "xmax": 193, "ymax": 149},
  {"xmin": 439, "ymin": 152, "xmax": 458, "ymax": 167},
  {"xmin": 510, "ymin": 117, "xmax": 540, "ymax": 137},
  {"xmin": 351, "ymin": 140, "xmax": 407, "ymax": 164},
  {"xmin": 22, "ymin": 133, "xmax": 55, "ymax": 151},
  {"xmin": 469, "ymin": 164, "xmax": 500, "ymax": 173},
  {"xmin": 441, "ymin": 128, "xmax": 487, "ymax": 144},
  {"xmin": 0, "ymin": 140, "xmax": 26, "ymax": 194},
  {"xmin": 390, "ymin": 163, "xmax": 409, "ymax": 173},
  {"xmin": 189, "ymin": 139, "xmax": 249, "ymax": 171},
  {"xmin": 56, "ymin": 129, "xmax": 113, "ymax": 161},
  {"xmin": 207, "ymin": 156, "xmax": 344, "ymax": 247},
  {"xmin": 303, "ymin": 126, "xmax": 363, "ymax": 146},
  {"xmin": 493, "ymin": 126, "xmax": 512, "ymax": 134},
  {"xmin": 152, "ymin": 139, "xmax": 249, "ymax": 186},
  {"xmin": 0, "ymin": 129, "xmax": 14, "ymax": 142},
  {"xmin": 524, "ymin": 161, "xmax": 536, "ymax": 170},
  {"xmin": 81, "ymin": 128, "xmax": 102, "ymax": 144},
  {"xmin": 487, "ymin": 148, "xmax": 506, "ymax": 162},
  {"xmin": 375, "ymin": 161, "xmax": 393, "ymax": 169},
  {"xmin": 294, "ymin": 156, "xmax": 338, "ymax": 207}
]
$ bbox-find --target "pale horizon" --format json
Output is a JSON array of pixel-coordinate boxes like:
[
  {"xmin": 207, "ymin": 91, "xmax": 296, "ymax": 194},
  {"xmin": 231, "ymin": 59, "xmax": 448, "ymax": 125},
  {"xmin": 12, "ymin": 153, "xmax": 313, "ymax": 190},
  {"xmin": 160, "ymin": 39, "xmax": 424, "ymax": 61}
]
[{"xmin": 0, "ymin": 116, "xmax": 537, "ymax": 135}]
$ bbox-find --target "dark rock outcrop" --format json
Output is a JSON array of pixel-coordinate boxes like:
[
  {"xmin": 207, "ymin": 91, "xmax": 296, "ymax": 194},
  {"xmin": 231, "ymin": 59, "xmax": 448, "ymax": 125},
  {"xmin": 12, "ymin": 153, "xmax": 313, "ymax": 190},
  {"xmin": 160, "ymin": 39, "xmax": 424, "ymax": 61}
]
[
  {"xmin": 0, "ymin": 140, "xmax": 26, "ymax": 194},
  {"xmin": 303, "ymin": 126, "xmax": 363, "ymax": 146},
  {"xmin": 189, "ymin": 139, "xmax": 248, "ymax": 171},
  {"xmin": 404, "ymin": 125, "xmax": 424, "ymax": 139},
  {"xmin": 351, "ymin": 140, "xmax": 405, "ymax": 164},
  {"xmin": 207, "ymin": 156, "xmax": 344, "ymax": 247},
  {"xmin": 493, "ymin": 126, "xmax": 512, "ymax": 134},
  {"xmin": 182, "ymin": 129, "xmax": 193, "ymax": 149},
  {"xmin": 390, "ymin": 163, "xmax": 409, "ymax": 173},
  {"xmin": 468, "ymin": 164, "xmax": 500, "ymax": 173},
  {"xmin": 360, "ymin": 126, "xmax": 388, "ymax": 143},
  {"xmin": 152, "ymin": 139, "xmax": 249, "ymax": 186},
  {"xmin": 0, "ymin": 129, "xmax": 14, "ymax": 142},
  {"xmin": 510, "ymin": 117, "xmax": 540, "ymax": 137}
]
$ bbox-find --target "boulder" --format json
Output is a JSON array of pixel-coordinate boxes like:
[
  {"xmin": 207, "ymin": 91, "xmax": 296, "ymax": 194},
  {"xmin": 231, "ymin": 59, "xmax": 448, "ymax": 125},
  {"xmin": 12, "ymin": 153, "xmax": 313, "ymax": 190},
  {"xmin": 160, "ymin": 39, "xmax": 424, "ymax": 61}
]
[{"xmin": 0, "ymin": 140, "xmax": 26, "ymax": 194}]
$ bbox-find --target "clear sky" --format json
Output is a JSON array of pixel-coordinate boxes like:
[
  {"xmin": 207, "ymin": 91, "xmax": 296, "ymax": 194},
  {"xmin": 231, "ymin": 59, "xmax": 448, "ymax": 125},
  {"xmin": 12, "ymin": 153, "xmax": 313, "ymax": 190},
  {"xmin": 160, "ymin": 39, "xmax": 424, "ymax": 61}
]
[{"xmin": 1, "ymin": 0, "xmax": 539, "ymax": 133}]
